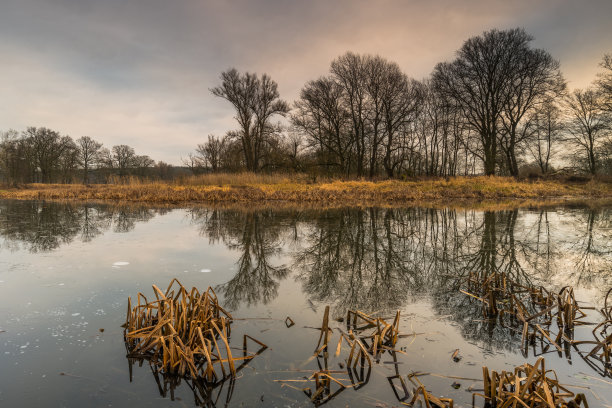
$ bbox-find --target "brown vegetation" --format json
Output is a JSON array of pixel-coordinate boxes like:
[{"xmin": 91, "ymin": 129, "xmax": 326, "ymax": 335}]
[
  {"xmin": 123, "ymin": 279, "xmax": 266, "ymax": 381},
  {"xmin": 1, "ymin": 174, "xmax": 612, "ymax": 207}
]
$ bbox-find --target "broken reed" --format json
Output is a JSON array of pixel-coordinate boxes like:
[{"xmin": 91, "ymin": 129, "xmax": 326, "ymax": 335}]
[
  {"xmin": 304, "ymin": 306, "xmax": 450, "ymax": 407},
  {"xmin": 477, "ymin": 357, "xmax": 588, "ymax": 408},
  {"xmin": 461, "ymin": 272, "xmax": 612, "ymax": 377},
  {"xmin": 573, "ymin": 288, "xmax": 612, "ymax": 373},
  {"xmin": 124, "ymin": 279, "xmax": 266, "ymax": 382}
]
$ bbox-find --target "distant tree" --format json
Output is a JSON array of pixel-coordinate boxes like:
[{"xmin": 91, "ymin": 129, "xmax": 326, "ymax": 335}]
[
  {"xmin": 197, "ymin": 135, "xmax": 226, "ymax": 172},
  {"xmin": 76, "ymin": 136, "xmax": 103, "ymax": 184},
  {"xmin": 111, "ymin": 145, "xmax": 136, "ymax": 176},
  {"xmin": 381, "ymin": 65, "xmax": 422, "ymax": 178},
  {"xmin": 154, "ymin": 161, "xmax": 173, "ymax": 180},
  {"xmin": 133, "ymin": 155, "xmax": 154, "ymax": 177},
  {"xmin": 565, "ymin": 88, "xmax": 611, "ymax": 175},
  {"xmin": 0, "ymin": 130, "xmax": 26, "ymax": 184},
  {"xmin": 433, "ymin": 28, "xmax": 543, "ymax": 176},
  {"xmin": 23, "ymin": 127, "xmax": 74, "ymax": 182},
  {"xmin": 58, "ymin": 138, "xmax": 79, "ymax": 183},
  {"xmin": 211, "ymin": 69, "xmax": 289, "ymax": 171},
  {"xmin": 183, "ymin": 153, "xmax": 205, "ymax": 175}
]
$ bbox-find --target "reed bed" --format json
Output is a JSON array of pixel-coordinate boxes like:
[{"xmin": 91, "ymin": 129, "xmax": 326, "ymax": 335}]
[
  {"xmin": 476, "ymin": 357, "xmax": 588, "ymax": 408},
  {"xmin": 2, "ymin": 176, "xmax": 611, "ymax": 206},
  {"xmin": 123, "ymin": 279, "xmax": 267, "ymax": 383}
]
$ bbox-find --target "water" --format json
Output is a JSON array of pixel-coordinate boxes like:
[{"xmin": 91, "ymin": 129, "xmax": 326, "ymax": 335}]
[{"xmin": 0, "ymin": 200, "xmax": 611, "ymax": 407}]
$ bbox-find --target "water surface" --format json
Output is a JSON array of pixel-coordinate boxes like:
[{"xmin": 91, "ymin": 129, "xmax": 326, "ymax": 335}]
[{"xmin": 0, "ymin": 200, "xmax": 611, "ymax": 407}]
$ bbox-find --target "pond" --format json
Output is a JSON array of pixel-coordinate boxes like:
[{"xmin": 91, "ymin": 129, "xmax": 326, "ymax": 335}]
[{"xmin": 0, "ymin": 199, "xmax": 611, "ymax": 407}]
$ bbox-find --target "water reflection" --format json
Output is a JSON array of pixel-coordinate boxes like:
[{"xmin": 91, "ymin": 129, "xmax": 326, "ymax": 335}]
[
  {"xmin": 0, "ymin": 200, "xmax": 166, "ymax": 252},
  {"xmin": 189, "ymin": 209, "xmax": 292, "ymax": 310},
  {"xmin": 1, "ymin": 200, "xmax": 611, "ymax": 355}
]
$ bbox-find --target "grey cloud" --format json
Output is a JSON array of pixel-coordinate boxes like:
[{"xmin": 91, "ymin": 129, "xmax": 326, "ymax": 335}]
[{"xmin": 0, "ymin": 0, "xmax": 610, "ymax": 163}]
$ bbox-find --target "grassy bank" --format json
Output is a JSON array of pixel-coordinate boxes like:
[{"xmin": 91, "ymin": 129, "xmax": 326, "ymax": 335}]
[{"xmin": 1, "ymin": 174, "xmax": 612, "ymax": 207}]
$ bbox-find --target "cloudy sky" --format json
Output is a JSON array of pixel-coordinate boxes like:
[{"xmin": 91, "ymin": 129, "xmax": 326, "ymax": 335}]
[{"xmin": 1, "ymin": 0, "xmax": 611, "ymax": 164}]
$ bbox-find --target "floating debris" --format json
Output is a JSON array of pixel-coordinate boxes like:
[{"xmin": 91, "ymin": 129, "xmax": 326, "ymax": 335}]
[{"xmin": 475, "ymin": 357, "xmax": 588, "ymax": 408}]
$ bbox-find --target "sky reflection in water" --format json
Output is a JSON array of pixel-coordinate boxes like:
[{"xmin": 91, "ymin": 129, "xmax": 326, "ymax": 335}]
[{"xmin": 0, "ymin": 200, "xmax": 611, "ymax": 407}]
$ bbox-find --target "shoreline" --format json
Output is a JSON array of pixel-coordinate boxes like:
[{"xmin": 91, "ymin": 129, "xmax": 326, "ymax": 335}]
[{"xmin": 1, "ymin": 177, "xmax": 612, "ymax": 210}]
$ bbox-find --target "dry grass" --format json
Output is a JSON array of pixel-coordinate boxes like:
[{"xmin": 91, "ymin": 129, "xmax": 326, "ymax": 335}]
[{"xmin": 1, "ymin": 174, "xmax": 612, "ymax": 207}]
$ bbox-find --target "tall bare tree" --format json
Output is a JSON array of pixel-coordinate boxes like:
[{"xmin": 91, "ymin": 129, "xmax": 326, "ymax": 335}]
[
  {"xmin": 293, "ymin": 76, "xmax": 352, "ymax": 175},
  {"xmin": 526, "ymin": 101, "xmax": 564, "ymax": 174},
  {"xmin": 330, "ymin": 53, "xmax": 368, "ymax": 176},
  {"xmin": 211, "ymin": 69, "xmax": 288, "ymax": 172},
  {"xmin": 597, "ymin": 54, "xmax": 612, "ymax": 113},
  {"xmin": 433, "ymin": 28, "xmax": 536, "ymax": 175},
  {"xmin": 565, "ymin": 88, "xmax": 611, "ymax": 174},
  {"xmin": 499, "ymin": 46, "xmax": 566, "ymax": 176}
]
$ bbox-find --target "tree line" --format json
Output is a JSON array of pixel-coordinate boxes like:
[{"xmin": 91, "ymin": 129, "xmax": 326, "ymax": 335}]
[
  {"xmin": 0, "ymin": 128, "xmax": 182, "ymax": 184},
  {"xmin": 192, "ymin": 28, "xmax": 612, "ymax": 178},
  {"xmin": 2, "ymin": 27, "xmax": 611, "ymax": 184}
]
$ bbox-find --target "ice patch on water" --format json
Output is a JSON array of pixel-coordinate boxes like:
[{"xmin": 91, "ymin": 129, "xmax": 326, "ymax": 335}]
[
  {"xmin": 113, "ymin": 261, "xmax": 129, "ymax": 267},
  {"xmin": 71, "ymin": 313, "xmax": 80, "ymax": 317},
  {"xmin": 200, "ymin": 269, "xmax": 211, "ymax": 273}
]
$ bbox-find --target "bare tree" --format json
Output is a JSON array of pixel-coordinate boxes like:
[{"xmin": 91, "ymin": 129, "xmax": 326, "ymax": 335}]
[
  {"xmin": 331, "ymin": 53, "xmax": 368, "ymax": 176},
  {"xmin": 499, "ymin": 45, "xmax": 566, "ymax": 176},
  {"xmin": 196, "ymin": 135, "xmax": 226, "ymax": 171},
  {"xmin": 211, "ymin": 69, "xmax": 288, "ymax": 172},
  {"xmin": 564, "ymin": 88, "xmax": 611, "ymax": 175},
  {"xmin": 525, "ymin": 101, "xmax": 563, "ymax": 174},
  {"xmin": 381, "ymin": 67, "xmax": 421, "ymax": 177},
  {"xmin": 23, "ymin": 127, "xmax": 74, "ymax": 183},
  {"xmin": 596, "ymin": 54, "xmax": 612, "ymax": 113},
  {"xmin": 293, "ymin": 76, "xmax": 352, "ymax": 175},
  {"xmin": 433, "ymin": 28, "xmax": 535, "ymax": 175},
  {"xmin": 112, "ymin": 144, "xmax": 136, "ymax": 176},
  {"xmin": 76, "ymin": 136, "xmax": 103, "ymax": 184}
]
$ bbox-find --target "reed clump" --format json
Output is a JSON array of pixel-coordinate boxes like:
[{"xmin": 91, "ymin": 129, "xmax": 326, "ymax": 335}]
[
  {"xmin": 123, "ymin": 279, "xmax": 266, "ymax": 382},
  {"xmin": 461, "ymin": 273, "xmax": 592, "ymax": 355},
  {"xmin": 462, "ymin": 272, "xmax": 612, "ymax": 377},
  {"xmin": 476, "ymin": 357, "xmax": 588, "ymax": 408}
]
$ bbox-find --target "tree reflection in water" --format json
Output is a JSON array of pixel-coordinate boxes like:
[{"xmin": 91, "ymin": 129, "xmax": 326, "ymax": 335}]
[
  {"xmin": 1, "ymin": 199, "xmax": 611, "ymax": 356},
  {"xmin": 0, "ymin": 200, "xmax": 163, "ymax": 252},
  {"xmin": 189, "ymin": 208, "xmax": 294, "ymax": 310}
]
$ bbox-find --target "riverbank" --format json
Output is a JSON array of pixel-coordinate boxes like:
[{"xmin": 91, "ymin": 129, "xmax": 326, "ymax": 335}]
[{"xmin": 1, "ymin": 175, "xmax": 612, "ymax": 207}]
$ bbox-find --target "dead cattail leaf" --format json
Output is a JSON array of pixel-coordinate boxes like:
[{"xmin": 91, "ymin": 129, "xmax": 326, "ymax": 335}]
[
  {"xmin": 124, "ymin": 280, "xmax": 266, "ymax": 384},
  {"xmin": 476, "ymin": 357, "xmax": 588, "ymax": 408}
]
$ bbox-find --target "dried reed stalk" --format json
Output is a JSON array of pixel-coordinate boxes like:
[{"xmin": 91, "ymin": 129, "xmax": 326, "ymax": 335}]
[{"xmin": 124, "ymin": 279, "xmax": 266, "ymax": 382}]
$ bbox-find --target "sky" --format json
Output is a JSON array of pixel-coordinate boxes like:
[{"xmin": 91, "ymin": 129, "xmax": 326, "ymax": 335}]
[{"xmin": 0, "ymin": 0, "xmax": 611, "ymax": 164}]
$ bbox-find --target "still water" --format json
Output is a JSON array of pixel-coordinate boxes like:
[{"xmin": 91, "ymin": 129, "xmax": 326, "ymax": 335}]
[{"xmin": 0, "ymin": 200, "xmax": 611, "ymax": 407}]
